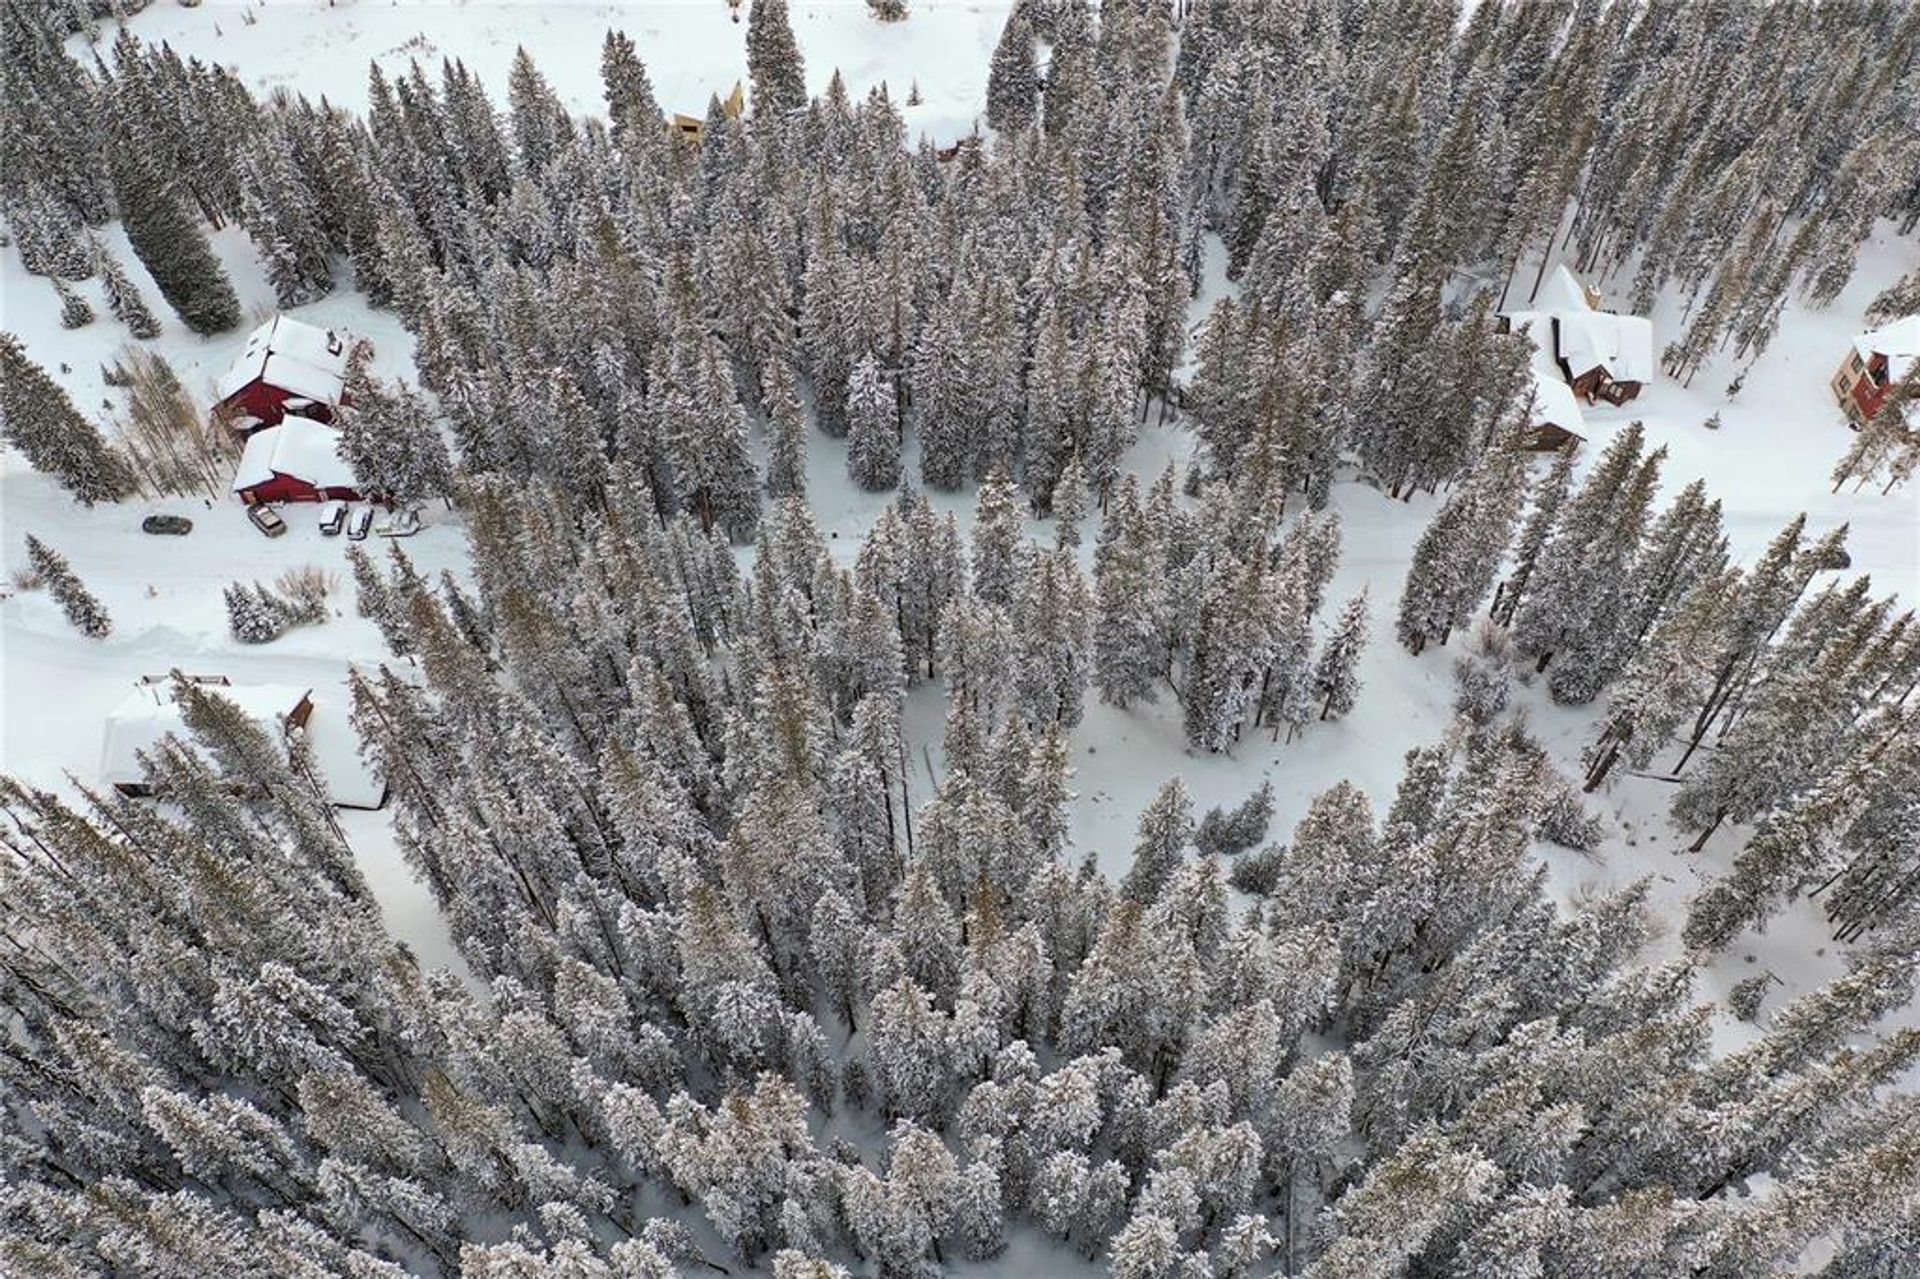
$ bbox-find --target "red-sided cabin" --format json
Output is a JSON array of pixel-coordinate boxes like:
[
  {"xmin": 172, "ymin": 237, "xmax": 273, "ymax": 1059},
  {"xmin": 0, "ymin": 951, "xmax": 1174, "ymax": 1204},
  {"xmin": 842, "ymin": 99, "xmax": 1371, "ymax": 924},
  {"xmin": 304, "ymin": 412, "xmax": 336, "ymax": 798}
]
[
  {"xmin": 214, "ymin": 315, "xmax": 359, "ymax": 430},
  {"xmin": 231, "ymin": 417, "xmax": 361, "ymax": 505},
  {"xmin": 1833, "ymin": 317, "xmax": 1920, "ymax": 428}
]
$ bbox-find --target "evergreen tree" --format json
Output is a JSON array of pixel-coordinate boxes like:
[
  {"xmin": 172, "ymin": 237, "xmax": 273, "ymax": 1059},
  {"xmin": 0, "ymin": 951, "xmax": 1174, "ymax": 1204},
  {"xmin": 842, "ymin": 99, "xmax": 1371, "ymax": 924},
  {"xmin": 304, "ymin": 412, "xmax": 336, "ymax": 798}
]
[
  {"xmin": 337, "ymin": 369, "xmax": 455, "ymax": 507},
  {"xmin": 846, "ymin": 352, "xmax": 901, "ymax": 492},
  {"xmin": 1313, "ymin": 591, "xmax": 1371, "ymax": 721},
  {"xmin": 23, "ymin": 534, "xmax": 111, "ymax": 638},
  {"xmin": 93, "ymin": 238, "xmax": 162, "ymax": 338},
  {"xmin": 53, "ymin": 278, "xmax": 92, "ymax": 328},
  {"xmin": 0, "ymin": 334, "xmax": 134, "ymax": 505},
  {"xmin": 107, "ymin": 142, "xmax": 240, "ymax": 335},
  {"xmin": 986, "ymin": 5, "xmax": 1039, "ymax": 134},
  {"xmin": 1120, "ymin": 779, "xmax": 1195, "ymax": 905},
  {"xmin": 747, "ymin": 0, "xmax": 809, "ymax": 116},
  {"xmin": 763, "ymin": 356, "xmax": 809, "ymax": 500}
]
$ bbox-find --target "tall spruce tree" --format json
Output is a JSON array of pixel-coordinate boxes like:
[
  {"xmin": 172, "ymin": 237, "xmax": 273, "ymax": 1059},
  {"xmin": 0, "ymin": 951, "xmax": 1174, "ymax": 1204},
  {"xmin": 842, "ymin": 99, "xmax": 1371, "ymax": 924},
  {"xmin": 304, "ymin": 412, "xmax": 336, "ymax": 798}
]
[
  {"xmin": 107, "ymin": 142, "xmax": 240, "ymax": 335},
  {"xmin": 0, "ymin": 334, "xmax": 134, "ymax": 505}
]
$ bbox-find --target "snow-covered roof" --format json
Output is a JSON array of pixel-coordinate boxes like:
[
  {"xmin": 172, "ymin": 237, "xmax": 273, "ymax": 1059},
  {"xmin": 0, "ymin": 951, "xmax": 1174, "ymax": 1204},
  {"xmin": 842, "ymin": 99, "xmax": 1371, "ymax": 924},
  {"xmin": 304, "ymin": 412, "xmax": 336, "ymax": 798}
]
[
  {"xmin": 217, "ymin": 315, "xmax": 354, "ymax": 404},
  {"xmin": 1525, "ymin": 371, "xmax": 1586, "ymax": 435},
  {"xmin": 232, "ymin": 417, "xmax": 357, "ymax": 493},
  {"xmin": 100, "ymin": 682, "xmax": 382, "ymax": 807},
  {"xmin": 297, "ymin": 693, "xmax": 385, "ymax": 809},
  {"xmin": 1530, "ymin": 264, "xmax": 1593, "ymax": 315},
  {"xmin": 1505, "ymin": 313, "xmax": 1564, "ymax": 383},
  {"xmin": 1558, "ymin": 311, "xmax": 1656, "ymax": 384},
  {"xmin": 1855, "ymin": 315, "xmax": 1920, "ymax": 383},
  {"xmin": 101, "ymin": 682, "xmax": 311, "ymax": 786}
]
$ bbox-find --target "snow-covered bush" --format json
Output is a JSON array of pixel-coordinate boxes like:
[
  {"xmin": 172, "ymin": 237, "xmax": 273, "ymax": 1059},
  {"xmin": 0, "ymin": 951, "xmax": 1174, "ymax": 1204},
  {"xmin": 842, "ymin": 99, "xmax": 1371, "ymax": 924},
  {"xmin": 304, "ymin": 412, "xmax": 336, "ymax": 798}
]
[
  {"xmin": 1452, "ymin": 623, "xmax": 1514, "ymax": 726},
  {"xmin": 1227, "ymin": 844, "xmax": 1287, "ymax": 896},
  {"xmin": 1195, "ymin": 781, "xmax": 1274, "ymax": 858}
]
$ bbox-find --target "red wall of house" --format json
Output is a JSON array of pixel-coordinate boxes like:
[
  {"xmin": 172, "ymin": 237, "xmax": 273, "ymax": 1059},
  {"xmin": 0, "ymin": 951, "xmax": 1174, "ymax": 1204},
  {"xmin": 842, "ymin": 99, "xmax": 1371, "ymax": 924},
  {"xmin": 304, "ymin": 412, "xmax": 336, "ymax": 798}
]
[
  {"xmin": 1852, "ymin": 355, "xmax": 1890, "ymax": 421},
  {"xmin": 237, "ymin": 472, "xmax": 361, "ymax": 505},
  {"xmin": 218, "ymin": 378, "xmax": 339, "ymax": 429}
]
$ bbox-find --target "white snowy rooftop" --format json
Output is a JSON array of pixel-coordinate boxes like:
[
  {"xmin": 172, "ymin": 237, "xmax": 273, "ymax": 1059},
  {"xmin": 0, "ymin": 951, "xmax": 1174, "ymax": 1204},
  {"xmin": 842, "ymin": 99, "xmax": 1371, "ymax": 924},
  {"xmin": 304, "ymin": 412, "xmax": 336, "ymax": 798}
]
[
  {"xmin": 1557, "ymin": 310, "xmax": 1656, "ymax": 384},
  {"xmin": 1854, "ymin": 315, "xmax": 1920, "ymax": 383},
  {"xmin": 1525, "ymin": 370, "xmax": 1586, "ymax": 436},
  {"xmin": 217, "ymin": 314, "xmax": 354, "ymax": 404},
  {"xmin": 1503, "ymin": 266, "xmax": 1654, "ymax": 386},
  {"xmin": 1531, "ymin": 264, "xmax": 1595, "ymax": 315},
  {"xmin": 233, "ymin": 417, "xmax": 357, "ymax": 493},
  {"xmin": 102, "ymin": 682, "xmax": 310, "ymax": 785},
  {"xmin": 100, "ymin": 682, "xmax": 383, "ymax": 808}
]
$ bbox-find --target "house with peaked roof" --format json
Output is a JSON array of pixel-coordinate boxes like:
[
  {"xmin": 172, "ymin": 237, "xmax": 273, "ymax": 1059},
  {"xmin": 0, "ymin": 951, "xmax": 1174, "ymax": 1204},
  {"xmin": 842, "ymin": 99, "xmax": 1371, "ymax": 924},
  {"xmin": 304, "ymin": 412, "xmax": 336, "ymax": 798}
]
[
  {"xmin": 214, "ymin": 314, "xmax": 359, "ymax": 429},
  {"xmin": 669, "ymin": 80, "xmax": 745, "ymax": 142},
  {"xmin": 1502, "ymin": 266, "xmax": 1655, "ymax": 408},
  {"xmin": 101, "ymin": 677, "xmax": 386, "ymax": 809},
  {"xmin": 232, "ymin": 415, "xmax": 360, "ymax": 504},
  {"xmin": 1833, "ymin": 316, "xmax": 1920, "ymax": 428}
]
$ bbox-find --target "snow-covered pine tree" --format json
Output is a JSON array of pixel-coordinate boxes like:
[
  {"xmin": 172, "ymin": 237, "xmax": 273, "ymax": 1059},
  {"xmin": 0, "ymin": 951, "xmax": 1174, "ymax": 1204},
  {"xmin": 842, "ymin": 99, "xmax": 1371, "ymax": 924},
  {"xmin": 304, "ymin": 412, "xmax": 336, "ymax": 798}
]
[
  {"xmin": 225, "ymin": 581, "xmax": 286, "ymax": 645},
  {"xmin": 53, "ymin": 278, "xmax": 92, "ymax": 328},
  {"xmin": 337, "ymin": 369, "xmax": 455, "ymax": 508},
  {"xmin": 23, "ymin": 534, "xmax": 111, "ymax": 638},
  {"xmin": 1194, "ymin": 781, "xmax": 1275, "ymax": 859},
  {"xmin": 762, "ymin": 355, "xmax": 809, "ymax": 500},
  {"xmin": 985, "ymin": 4, "xmax": 1039, "ymax": 134},
  {"xmin": 1092, "ymin": 476, "xmax": 1168, "ymax": 709},
  {"xmin": 1119, "ymin": 778, "xmax": 1195, "ymax": 905},
  {"xmin": 92, "ymin": 237, "xmax": 162, "ymax": 338},
  {"xmin": 845, "ymin": 352, "xmax": 901, "ymax": 492},
  {"xmin": 0, "ymin": 335, "xmax": 134, "ymax": 505},
  {"xmin": 237, "ymin": 116, "xmax": 334, "ymax": 308},
  {"xmin": 107, "ymin": 142, "xmax": 240, "ymax": 335},
  {"xmin": 1312, "ymin": 591, "xmax": 1371, "ymax": 721},
  {"xmin": 747, "ymin": 0, "xmax": 808, "ymax": 117}
]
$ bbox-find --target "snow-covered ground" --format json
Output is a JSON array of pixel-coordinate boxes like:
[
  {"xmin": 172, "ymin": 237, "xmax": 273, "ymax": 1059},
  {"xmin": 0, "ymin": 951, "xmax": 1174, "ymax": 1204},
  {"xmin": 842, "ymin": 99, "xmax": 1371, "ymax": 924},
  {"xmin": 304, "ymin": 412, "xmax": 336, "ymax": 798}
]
[
  {"xmin": 88, "ymin": 0, "xmax": 1009, "ymax": 147},
  {"xmin": 4, "ymin": 0, "xmax": 1917, "ymax": 1080}
]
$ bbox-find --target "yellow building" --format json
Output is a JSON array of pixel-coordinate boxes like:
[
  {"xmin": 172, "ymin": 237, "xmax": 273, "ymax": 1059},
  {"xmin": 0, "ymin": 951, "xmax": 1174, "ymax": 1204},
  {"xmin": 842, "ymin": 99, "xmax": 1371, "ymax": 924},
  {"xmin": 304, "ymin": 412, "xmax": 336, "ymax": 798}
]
[{"xmin": 671, "ymin": 81, "xmax": 746, "ymax": 143}]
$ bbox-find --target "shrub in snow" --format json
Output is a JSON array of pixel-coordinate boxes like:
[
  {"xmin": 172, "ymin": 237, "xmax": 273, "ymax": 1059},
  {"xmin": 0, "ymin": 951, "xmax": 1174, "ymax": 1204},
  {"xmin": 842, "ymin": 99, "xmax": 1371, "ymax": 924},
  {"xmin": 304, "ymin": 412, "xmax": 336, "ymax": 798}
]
[
  {"xmin": 1194, "ymin": 781, "xmax": 1274, "ymax": 858},
  {"xmin": 54, "ymin": 281, "xmax": 94, "ymax": 329},
  {"xmin": 1452, "ymin": 624, "xmax": 1514, "ymax": 726},
  {"xmin": 273, "ymin": 565, "xmax": 337, "ymax": 626},
  {"xmin": 24, "ymin": 535, "xmax": 111, "ymax": 638},
  {"xmin": 1228, "ymin": 844, "xmax": 1287, "ymax": 896},
  {"xmin": 867, "ymin": 0, "xmax": 908, "ymax": 20},
  {"xmin": 1728, "ymin": 974, "xmax": 1775, "ymax": 1023}
]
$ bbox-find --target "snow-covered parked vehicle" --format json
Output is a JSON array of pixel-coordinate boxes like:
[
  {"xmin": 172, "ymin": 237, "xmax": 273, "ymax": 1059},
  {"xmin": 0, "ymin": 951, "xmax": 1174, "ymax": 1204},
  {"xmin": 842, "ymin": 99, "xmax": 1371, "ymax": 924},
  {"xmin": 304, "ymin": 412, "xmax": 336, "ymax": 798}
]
[
  {"xmin": 318, "ymin": 500, "xmax": 348, "ymax": 536},
  {"xmin": 346, "ymin": 506, "xmax": 374, "ymax": 541},
  {"xmin": 376, "ymin": 508, "xmax": 422, "ymax": 538},
  {"xmin": 246, "ymin": 504, "xmax": 287, "ymax": 538}
]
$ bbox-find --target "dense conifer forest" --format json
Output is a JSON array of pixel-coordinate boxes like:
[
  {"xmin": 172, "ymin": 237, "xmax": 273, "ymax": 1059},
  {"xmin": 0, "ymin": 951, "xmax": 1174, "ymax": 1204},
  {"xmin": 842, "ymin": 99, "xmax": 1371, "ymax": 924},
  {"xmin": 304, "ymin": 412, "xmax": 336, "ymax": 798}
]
[{"xmin": 3, "ymin": 0, "xmax": 1919, "ymax": 1275}]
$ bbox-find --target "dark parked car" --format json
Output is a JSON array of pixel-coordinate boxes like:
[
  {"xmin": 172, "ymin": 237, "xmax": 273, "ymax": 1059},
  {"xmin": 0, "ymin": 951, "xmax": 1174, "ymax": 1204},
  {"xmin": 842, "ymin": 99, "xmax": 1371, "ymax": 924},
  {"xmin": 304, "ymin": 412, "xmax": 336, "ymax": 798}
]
[
  {"xmin": 247, "ymin": 504, "xmax": 288, "ymax": 538},
  {"xmin": 140, "ymin": 514, "xmax": 193, "ymax": 536}
]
